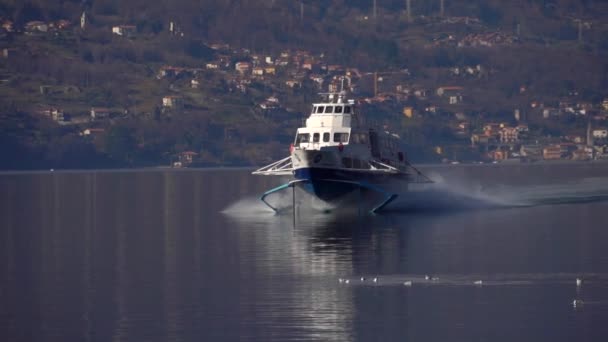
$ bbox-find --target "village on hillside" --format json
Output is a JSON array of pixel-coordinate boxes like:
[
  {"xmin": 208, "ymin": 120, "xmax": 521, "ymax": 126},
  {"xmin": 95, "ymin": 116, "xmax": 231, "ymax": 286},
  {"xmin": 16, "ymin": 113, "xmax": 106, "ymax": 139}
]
[{"xmin": 2, "ymin": 3, "xmax": 608, "ymax": 168}]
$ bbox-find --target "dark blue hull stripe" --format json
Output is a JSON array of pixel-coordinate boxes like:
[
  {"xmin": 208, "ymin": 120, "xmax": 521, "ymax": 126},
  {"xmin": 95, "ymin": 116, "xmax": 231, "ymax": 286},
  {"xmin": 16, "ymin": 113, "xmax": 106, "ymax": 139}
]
[{"xmin": 293, "ymin": 167, "xmax": 395, "ymax": 201}]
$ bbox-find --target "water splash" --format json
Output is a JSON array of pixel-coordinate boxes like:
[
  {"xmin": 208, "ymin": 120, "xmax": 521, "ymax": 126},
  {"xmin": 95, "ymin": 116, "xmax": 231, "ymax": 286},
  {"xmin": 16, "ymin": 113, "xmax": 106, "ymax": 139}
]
[{"xmin": 223, "ymin": 174, "xmax": 608, "ymax": 217}]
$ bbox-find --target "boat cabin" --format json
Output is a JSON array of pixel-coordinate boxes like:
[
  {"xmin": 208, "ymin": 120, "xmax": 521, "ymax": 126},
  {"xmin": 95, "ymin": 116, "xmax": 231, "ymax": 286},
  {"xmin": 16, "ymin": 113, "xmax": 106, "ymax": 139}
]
[{"xmin": 294, "ymin": 94, "xmax": 358, "ymax": 149}]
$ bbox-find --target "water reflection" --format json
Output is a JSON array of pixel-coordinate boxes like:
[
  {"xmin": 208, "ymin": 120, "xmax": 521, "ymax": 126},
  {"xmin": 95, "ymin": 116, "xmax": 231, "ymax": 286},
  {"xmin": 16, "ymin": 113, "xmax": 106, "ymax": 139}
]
[{"xmin": 2, "ymin": 167, "xmax": 608, "ymax": 342}]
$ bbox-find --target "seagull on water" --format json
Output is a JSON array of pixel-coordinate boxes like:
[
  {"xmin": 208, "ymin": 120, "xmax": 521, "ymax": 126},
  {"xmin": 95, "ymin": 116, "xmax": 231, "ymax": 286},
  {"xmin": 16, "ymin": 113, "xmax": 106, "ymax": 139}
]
[
  {"xmin": 474, "ymin": 280, "xmax": 483, "ymax": 286},
  {"xmin": 373, "ymin": 277, "xmax": 378, "ymax": 283},
  {"xmin": 573, "ymin": 299, "xmax": 584, "ymax": 308},
  {"xmin": 403, "ymin": 281, "xmax": 412, "ymax": 287},
  {"xmin": 576, "ymin": 278, "xmax": 582, "ymax": 287},
  {"xmin": 360, "ymin": 277, "xmax": 366, "ymax": 282}
]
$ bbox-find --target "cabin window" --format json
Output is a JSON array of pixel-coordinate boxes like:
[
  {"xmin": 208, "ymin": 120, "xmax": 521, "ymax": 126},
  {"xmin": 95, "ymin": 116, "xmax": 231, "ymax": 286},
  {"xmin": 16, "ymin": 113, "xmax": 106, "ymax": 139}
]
[
  {"xmin": 323, "ymin": 132, "xmax": 330, "ymax": 142},
  {"xmin": 344, "ymin": 106, "xmax": 351, "ymax": 113},
  {"xmin": 325, "ymin": 106, "xmax": 334, "ymax": 113},
  {"xmin": 359, "ymin": 133, "xmax": 368, "ymax": 144},
  {"xmin": 296, "ymin": 133, "xmax": 310, "ymax": 146},
  {"xmin": 316, "ymin": 106, "xmax": 324, "ymax": 113},
  {"xmin": 335, "ymin": 106, "xmax": 343, "ymax": 113},
  {"xmin": 334, "ymin": 132, "xmax": 349, "ymax": 143},
  {"xmin": 352, "ymin": 133, "xmax": 367, "ymax": 144},
  {"xmin": 313, "ymin": 133, "xmax": 320, "ymax": 143}
]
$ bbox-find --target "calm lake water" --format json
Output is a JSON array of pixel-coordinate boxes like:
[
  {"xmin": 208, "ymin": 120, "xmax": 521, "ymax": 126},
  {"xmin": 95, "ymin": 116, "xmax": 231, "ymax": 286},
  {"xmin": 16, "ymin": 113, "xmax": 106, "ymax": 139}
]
[{"xmin": 2, "ymin": 163, "xmax": 608, "ymax": 341}]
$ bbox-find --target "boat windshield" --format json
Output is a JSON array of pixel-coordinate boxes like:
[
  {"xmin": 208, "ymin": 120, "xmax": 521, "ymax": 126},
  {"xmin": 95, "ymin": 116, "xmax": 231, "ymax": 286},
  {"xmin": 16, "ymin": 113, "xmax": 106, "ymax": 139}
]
[{"xmin": 295, "ymin": 133, "xmax": 310, "ymax": 146}]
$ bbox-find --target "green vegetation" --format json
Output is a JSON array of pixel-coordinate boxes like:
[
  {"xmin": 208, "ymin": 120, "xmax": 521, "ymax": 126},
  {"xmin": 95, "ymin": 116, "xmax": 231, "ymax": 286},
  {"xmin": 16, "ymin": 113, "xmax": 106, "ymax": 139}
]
[{"xmin": 1, "ymin": 0, "xmax": 608, "ymax": 169}]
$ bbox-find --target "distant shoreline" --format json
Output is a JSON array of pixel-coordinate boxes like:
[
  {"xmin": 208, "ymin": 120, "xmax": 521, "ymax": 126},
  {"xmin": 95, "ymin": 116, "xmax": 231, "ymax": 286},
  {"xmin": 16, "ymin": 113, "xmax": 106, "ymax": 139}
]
[
  {"xmin": 421, "ymin": 159, "xmax": 608, "ymax": 168},
  {"xmin": 2, "ymin": 159, "xmax": 608, "ymax": 175}
]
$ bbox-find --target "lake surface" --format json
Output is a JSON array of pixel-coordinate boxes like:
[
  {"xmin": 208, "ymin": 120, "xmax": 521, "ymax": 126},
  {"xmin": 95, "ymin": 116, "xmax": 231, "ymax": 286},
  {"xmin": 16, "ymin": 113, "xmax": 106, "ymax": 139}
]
[{"xmin": 2, "ymin": 163, "xmax": 608, "ymax": 341}]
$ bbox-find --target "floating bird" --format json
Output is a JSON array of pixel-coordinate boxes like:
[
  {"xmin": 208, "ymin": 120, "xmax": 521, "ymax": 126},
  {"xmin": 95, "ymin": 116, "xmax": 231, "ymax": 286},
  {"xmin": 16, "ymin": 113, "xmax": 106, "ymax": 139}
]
[
  {"xmin": 338, "ymin": 278, "xmax": 344, "ymax": 283},
  {"xmin": 373, "ymin": 277, "xmax": 378, "ymax": 283},
  {"xmin": 474, "ymin": 280, "xmax": 483, "ymax": 286},
  {"xmin": 360, "ymin": 277, "xmax": 366, "ymax": 282},
  {"xmin": 345, "ymin": 279, "xmax": 350, "ymax": 284},
  {"xmin": 403, "ymin": 281, "xmax": 412, "ymax": 287},
  {"xmin": 576, "ymin": 278, "xmax": 582, "ymax": 287},
  {"xmin": 424, "ymin": 275, "xmax": 431, "ymax": 280},
  {"xmin": 573, "ymin": 299, "xmax": 584, "ymax": 308},
  {"xmin": 431, "ymin": 276, "xmax": 439, "ymax": 281}
]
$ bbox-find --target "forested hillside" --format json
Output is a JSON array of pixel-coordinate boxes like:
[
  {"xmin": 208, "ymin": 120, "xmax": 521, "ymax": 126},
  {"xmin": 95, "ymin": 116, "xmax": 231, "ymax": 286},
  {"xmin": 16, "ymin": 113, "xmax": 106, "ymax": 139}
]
[{"xmin": 1, "ymin": 0, "xmax": 608, "ymax": 168}]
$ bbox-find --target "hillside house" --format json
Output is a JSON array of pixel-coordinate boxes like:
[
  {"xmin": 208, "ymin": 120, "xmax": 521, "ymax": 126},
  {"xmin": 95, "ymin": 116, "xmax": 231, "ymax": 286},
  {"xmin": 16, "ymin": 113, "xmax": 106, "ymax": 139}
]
[
  {"xmin": 565, "ymin": 135, "xmax": 585, "ymax": 144},
  {"xmin": 55, "ymin": 20, "xmax": 71, "ymax": 30},
  {"xmin": 264, "ymin": 67, "xmax": 276, "ymax": 75},
  {"xmin": 542, "ymin": 108, "xmax": 560, "ymax": 119},
  {"xmin": 235, "ymin": 62, "xmax": 251, "ymax": 74},
  {"xmin": 499, "ymin": 127, "xmax": 519, "ymax": 143},
  {"xmin": 327, "ymin": 65, "xmax": 344, "ymax": 73},
  {"xmin": 490, "ymin": 150, "xmax": 509, "ymax": 161},
  {"xmin": 51, "ymin": 109, "xmax": 65, "ymax": 122},
  {"xmin": 483, "ymin": 123, "xmax": 503, "ymax": 136},
  {"xmin": 25, "ymin": 21, "xmax": 48, "ymax": 33},
  {"xmin": 414, "ymin": 88, "xmax": 428, "ymax": 99},
  {"xmin": 112, "ymin": 25, "xmax": 136, "ymax": 37},
  {"xmin": 209, "ymin": 43, "xmax": 229, "ymax": 50},
  {"xmin": 162, "ymin": 95, "xmax": 184, "ymax": 109},
  {"xmin": 520, "ymin": 145, "xmax": 542, "ymax": 159},
  {"xmin": 437, "ymin": 86, "xmax": 463, "ymax": 104},
  {"xmin": 328, "ymin": 82, "xmax": 340, "ymax": 93},
  {"xmin": 471, "ymin": 133, "xmax": 494, "ymax": 146},
  {"xmin": 593, "ymin": 129, "xmax": 608, "ymax": 139},
  {"xmin": 1, "ymin": 20, "xmax": 13, "ymax": 32},
  {"xmin": 543, "ymin": 145, "xmax": 562, "ymax": 160},
  {"xmin": 301, "ymin": 60, "xmax": 316, "ymax": 71},
  {"xmin": 158, "ymin": 66, "xmax": 186, "ymax": 78},
  {"xmin": 572, "ymin": 148, "xmax": 593, "ymax": 161},
  {"xmin": 309, "ymin": 75, "xmax": 324, "ymax": 88},
  {"xmin": 81, "ymin": 128, "xmax": 105, "ymax": 136},
  {"xmin": 178, "ymin": 151, "xmax": 198, "ymax": 166},
  {"xmin": 252, "ymin": 67, "xmax": 264, "ymax": 76},
  {"xmin": 276, "ymin": 58, "xmax": 289, "ymax": 66},
  {"xmin": 458, "ymin": 32, "xmax": 516, "ymax": 47},
  {"xmin": 403, "ymin": 107, "xmax": 414, "ymax": 118},
  {"xmin": 90, "ymin": 107, "xmax": 111, "ymax": 120},
  {"xmin": 285, "ymin": 80, "xmax": 301, "ymax": 88}
]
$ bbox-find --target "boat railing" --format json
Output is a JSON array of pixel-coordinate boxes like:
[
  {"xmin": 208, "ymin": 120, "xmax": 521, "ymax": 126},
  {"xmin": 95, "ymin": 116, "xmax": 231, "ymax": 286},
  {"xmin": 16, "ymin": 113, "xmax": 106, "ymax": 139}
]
[
  {"xmin": 252, "ymin": 156, "xmax": 293, "ymax": 176},
  {"xmin": 369, "ymin": 159, "xmax": 434, "ymax": 183},
  {"xmin": 368, "ymin": 159, "xmax": 400, "ymax": 172}
]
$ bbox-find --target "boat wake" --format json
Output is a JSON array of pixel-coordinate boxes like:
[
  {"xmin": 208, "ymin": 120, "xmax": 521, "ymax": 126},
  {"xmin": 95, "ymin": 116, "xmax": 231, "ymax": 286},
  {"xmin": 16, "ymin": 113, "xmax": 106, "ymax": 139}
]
[
  {"xmin": 222, "ymin": 175, "xmax": 608, "ymax": 217},
  {"xmin": 388, "ymin": 174, "xmax": 608, "ymax": 214}
]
